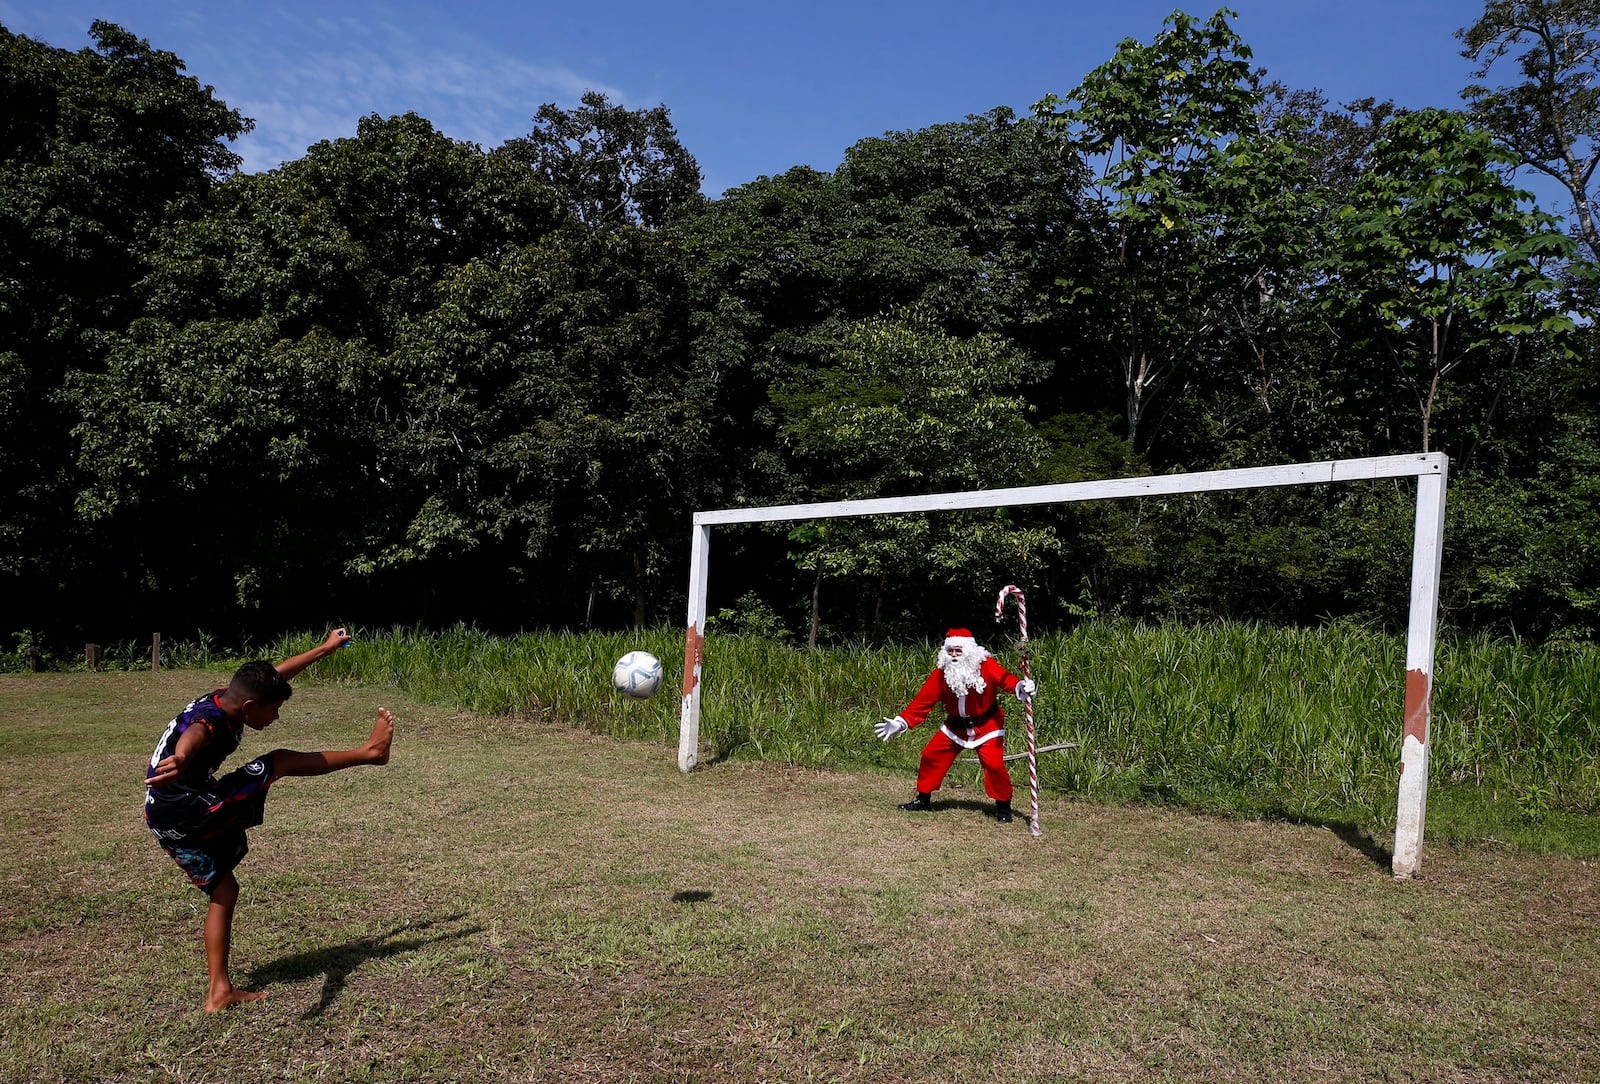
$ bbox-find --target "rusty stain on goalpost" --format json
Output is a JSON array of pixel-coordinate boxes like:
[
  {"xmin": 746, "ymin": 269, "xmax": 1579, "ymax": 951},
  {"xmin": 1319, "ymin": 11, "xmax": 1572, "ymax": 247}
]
[{"xmin": 680, "ymin": 453, "xmax": 1449, "ymax": 880}]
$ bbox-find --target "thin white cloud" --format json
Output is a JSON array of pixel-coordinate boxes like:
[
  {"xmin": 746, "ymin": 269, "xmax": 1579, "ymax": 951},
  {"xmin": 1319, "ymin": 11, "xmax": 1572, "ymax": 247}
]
[
  {"xmin": 2, "ymin": 2, "xmax": 633, "ymax": 172},
  {"xmin": 218, "ymin": 20, "xmax": 629, "ymax": 170}
]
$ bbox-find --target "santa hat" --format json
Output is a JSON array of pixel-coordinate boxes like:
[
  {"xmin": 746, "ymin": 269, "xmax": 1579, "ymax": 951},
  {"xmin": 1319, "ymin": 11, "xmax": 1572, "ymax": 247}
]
[
  {"xmin": 939, "ymin": 627, "xmax": 989, "ymax": 687},
  {"xmin": 942, "ymin": 628, "xmax": 982, "ymax": 653}
]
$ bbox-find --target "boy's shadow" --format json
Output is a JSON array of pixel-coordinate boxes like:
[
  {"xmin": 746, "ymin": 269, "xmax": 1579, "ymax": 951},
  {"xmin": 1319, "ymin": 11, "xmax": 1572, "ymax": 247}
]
[{"xmin": 246, "ymin": 912, "xmax": 481, "ymax": 1019}]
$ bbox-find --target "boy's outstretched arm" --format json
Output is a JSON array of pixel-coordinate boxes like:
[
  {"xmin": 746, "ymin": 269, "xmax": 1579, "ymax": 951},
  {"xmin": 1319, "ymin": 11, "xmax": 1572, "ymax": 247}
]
[{"xmin": 275, "ymin": 627, "xmax": 351, "ymax": 681}]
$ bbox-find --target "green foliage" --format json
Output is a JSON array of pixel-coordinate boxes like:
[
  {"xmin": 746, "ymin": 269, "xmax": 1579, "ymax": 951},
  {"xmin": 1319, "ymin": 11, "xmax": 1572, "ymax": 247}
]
[
  {"xmin": 1459, "ymin": 0, "xmax": 1600, "ymax": 261},
  {"xmin": 1321, "ymin": 107, "xmax": 1580, "ymax": 452},
  {"xmin": 771, "ymin": 311, "xmax": 1060, "ymax": 629},
  {"xmin": 293, "ymin": 622, "xmax": 1600, "ymax": 848},
  {"xmin": 1033, "ymin": 8, "xmax": 1320, "ymax": 454},
  {"xmin": 2, "ymin": 629, "xmax": 44, "ymax": 673},
  {"xmin": 830, "ymin": 106, "xmax": 1092, "ymax": 340},
  {"xmin": 773, "ymin": 312, "xmax": 1044, "ymax": 493},
  {"xmin": 0, "ymin": 20, "xmax": 251, "ymax": 628},
  {"xmin": 1443, "ymin": 413, "xmax": 1600, "ymax": 638},
  {"xmin": 303, "ymin": 623, "xmax": 687, "ymax": 742},
  {"xmin": 707, "ymin": 591, "xmax": 794, "ymax": 643},
  {"xmin": 6, "ymin": 10, "xmax": 1600, "ymax": 645},
  {"xmin": 498, "ymin": 91, "xmax": 705, "ymax": 230}
]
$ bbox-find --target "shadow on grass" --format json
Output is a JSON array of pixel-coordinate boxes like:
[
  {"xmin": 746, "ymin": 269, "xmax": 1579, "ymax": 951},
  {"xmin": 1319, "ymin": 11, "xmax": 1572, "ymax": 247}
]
[
  {"xmin": 1130, "ymin": 782, "xmax": 1395, "ymax": 873},
  {"xmin": 245, "ymin": 911, "xmax": 481, "ymax": 1019},
  {"xmin": 892, "ymin": 797, "xmax": 1010, "ymax": 821},
  {"xmin": 1286, "ymin": 816, "xmax": 1393, "ymax": 872}
]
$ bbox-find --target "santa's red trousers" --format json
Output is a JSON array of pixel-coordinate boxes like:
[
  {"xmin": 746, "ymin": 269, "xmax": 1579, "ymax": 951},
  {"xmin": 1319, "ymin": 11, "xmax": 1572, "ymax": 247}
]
[{"xmin": 916, "ymin": 720, "xmax": 1013, "ymax": 801}]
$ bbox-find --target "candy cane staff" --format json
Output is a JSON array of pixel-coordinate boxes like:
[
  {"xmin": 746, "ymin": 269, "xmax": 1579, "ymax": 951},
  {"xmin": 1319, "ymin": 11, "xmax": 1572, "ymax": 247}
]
[
  {"xmin": 996, "ymin": 585, "xmax": 1042, "ymax": 837},
  {"xmin": 874, "ymin": 628, "xmax": 1037, "ymax": 824}
]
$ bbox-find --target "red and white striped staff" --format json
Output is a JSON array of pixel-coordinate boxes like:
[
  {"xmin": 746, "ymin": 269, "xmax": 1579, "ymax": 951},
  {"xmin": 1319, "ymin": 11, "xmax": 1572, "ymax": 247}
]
[{"xmin": 995, "ymin": 584, "xmax": 1041, "ymax": 837}]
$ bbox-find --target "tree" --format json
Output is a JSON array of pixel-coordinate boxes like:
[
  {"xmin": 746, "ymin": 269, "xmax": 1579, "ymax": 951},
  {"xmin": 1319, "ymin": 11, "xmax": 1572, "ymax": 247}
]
[
  {"xmin": 412, "ymin": 224, "xmax": 717, "ymax": 629},
  {"xmin": 831, "ymin": 107, "xmax": 1094, "ymax": 346},
  {"xmin": 0, "ymin": 20, "xmax": 250, "ymax": 634},
  {"xmin": 71, "ymin": 115, "xmax": 572, "ymax": 631},
  {"xmin": 1321, "ymin": 108, "xmax": 1579, "ymax": 453},
  {"xmin": 772, "ymin": 311, "xmax": 1058, "ymax": 639},
  {"xmin": 139, "ymin": 113, "xmax": 564, "ymax": 348},
  {"xmin": 675, "ymin": 108, "xmax": 1093, "ymax": 378},
  {"xmin": 1033, "ymin": 8, "xmax": 1318, "ymax": 458},
  {"xmin": 1431, "ymin": 381, "xmax": 1600, "ymax": 639},
  {"xmin": 669, "ymin": 111, "xmax": 1102, "ymax": 637},
  {"xmin": 1459, "ymin": 0, "xmax": 1600, "ymax": 262},
  {"xmin": 498, "ymin": 92, "xmax": 705, "ymax": 231},
  {"xmin": 1260, "ymin": 87, "xmax": 1401, "ymax": 200}
]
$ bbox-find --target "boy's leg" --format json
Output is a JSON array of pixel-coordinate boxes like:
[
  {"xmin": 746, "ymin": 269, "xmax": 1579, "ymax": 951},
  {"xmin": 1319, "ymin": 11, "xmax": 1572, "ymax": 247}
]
[
  {"xmin": 187, "ymin": 710, "xmax": 392, "ymax": 1012},
  {"xmin": 203, "ymin": 872, "xmax": 266, "ymax": 1013},
  {"xmin": 268, "ymin": 708, "xmax": 394, "ymax": 777}
]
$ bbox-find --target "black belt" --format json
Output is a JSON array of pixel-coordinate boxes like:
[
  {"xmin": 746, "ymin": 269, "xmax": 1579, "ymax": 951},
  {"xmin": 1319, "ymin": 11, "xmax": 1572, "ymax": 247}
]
[{"xmin": 947, "ymin": 703, "xmax": 998, "ymax": 726}]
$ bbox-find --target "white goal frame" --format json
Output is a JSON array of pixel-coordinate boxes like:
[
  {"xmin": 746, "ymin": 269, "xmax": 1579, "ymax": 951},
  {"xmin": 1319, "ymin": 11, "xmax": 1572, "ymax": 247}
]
[{"xmin": 678, "ymin": 452, "xmax": 1449, "ymax": 879}]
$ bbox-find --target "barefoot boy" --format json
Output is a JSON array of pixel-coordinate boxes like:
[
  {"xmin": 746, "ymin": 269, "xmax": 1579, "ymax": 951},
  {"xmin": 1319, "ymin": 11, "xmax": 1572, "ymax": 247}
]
[{"xmin": 143, "ymin": 627, "xmax": 394, "ymax": 1012}]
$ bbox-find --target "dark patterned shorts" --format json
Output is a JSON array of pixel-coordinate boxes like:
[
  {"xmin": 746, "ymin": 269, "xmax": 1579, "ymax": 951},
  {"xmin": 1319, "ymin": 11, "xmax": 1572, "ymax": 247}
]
[
  {"xmin": 149, "ymin": 754, "xmax": 278, "ymax": 893},
  {"xmin": 159, "ymin": 835, "xmax": 251, "ymax": 894}
]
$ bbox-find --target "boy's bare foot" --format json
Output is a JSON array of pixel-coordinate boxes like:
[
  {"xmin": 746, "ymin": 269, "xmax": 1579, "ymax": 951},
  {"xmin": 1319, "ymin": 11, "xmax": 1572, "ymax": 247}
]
[
  {"xmin": 366, "ymin": 708, "xmax": 394, "ymax": 765},
  {"xmin": 205, "ymin": 986, "xmax": 267, "ymax": 1013}
]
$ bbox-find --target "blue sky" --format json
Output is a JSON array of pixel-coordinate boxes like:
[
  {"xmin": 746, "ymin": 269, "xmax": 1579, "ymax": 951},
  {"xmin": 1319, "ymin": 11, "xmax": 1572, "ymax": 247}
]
[{"xmin": 4, "ymin": 1, "xmax": 1489, "ymax": 199}]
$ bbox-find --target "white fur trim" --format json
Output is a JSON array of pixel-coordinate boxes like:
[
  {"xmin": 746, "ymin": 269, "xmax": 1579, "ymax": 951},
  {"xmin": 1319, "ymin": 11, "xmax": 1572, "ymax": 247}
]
[
  {"xmin": 942, "ymin": 634, "xmax": 985, "ymax": 656},
  {"xmin": 939, "ymin": 724, "xmax": 1005, "ymax": 749}
]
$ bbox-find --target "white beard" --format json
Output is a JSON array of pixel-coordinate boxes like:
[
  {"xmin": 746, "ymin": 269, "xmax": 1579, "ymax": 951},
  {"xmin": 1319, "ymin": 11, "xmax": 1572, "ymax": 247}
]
[{"xmin": 938, "ymin": 643, "xmax": 989, "ymax": 696}]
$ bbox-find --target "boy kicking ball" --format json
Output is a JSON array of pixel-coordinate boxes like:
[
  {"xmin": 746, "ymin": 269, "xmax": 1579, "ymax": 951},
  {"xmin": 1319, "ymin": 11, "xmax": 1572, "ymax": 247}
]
[{"xmin": 143, "ymin": 628, "xmax": 394, "ymax": 1012}]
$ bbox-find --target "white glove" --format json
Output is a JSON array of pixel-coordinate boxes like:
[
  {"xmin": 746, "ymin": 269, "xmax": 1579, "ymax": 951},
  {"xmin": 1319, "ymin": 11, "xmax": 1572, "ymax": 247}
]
[
  {"xmin": 875, "ymin": 716, "xmax": 909, "ymax": 741},
  {"xmin": 1015, "ymin": 678, "xmax": 1037, "ymax": 701}
]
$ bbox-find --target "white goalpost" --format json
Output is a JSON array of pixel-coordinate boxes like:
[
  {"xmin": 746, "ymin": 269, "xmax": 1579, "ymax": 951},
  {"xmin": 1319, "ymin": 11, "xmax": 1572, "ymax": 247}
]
[{"xmin": 677, "ymin": 452, "xmax": 1449, "ymax": 880}]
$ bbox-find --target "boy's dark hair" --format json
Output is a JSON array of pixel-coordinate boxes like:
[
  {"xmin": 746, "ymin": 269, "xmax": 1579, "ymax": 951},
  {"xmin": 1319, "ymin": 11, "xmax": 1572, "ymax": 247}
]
[{"xmin": 229, "ymin": 660, "xmax": 293, "ymax": 704}]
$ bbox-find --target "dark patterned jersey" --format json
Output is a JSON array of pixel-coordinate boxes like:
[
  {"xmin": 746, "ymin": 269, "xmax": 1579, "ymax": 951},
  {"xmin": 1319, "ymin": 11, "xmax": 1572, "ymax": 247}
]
[{"xmin": 144, "ymin": 691, "xmax": 244, "ymax": 831}]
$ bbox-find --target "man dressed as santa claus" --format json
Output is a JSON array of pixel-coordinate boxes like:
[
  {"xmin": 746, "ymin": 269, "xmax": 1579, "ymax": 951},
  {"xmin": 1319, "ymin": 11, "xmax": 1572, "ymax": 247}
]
[{"xmin": 875, "ymin": 628, "xmax": 1037, "ymax": 823}]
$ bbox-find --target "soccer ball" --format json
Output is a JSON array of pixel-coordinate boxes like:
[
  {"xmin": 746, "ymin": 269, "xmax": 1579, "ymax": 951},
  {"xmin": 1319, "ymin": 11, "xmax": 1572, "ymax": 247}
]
[{"xmin": 612, "ymin": 650, "xmax": 664, "ymax": 700}]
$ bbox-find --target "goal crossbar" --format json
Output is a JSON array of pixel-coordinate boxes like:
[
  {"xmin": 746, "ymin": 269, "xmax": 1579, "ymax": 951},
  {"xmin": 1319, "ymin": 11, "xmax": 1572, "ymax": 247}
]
[{"xmin": 678, "ymin": 452, "xmax": 1449, "ymax": 879}]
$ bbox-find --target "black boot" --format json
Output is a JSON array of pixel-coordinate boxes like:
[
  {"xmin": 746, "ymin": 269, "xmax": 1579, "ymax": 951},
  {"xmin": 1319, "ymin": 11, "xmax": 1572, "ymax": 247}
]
[
  {"xmin": 995, "ymin": 800, "xmax": 1013, "ymax": 824},
  {"xmin": 898, "ymin": 792, "xmax": 932, "ymax": 812}
]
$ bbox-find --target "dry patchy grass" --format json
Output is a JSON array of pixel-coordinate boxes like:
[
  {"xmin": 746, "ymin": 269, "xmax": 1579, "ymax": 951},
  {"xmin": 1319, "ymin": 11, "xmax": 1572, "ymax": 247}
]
[{"xmin": 0, "ymin": 671, "xmax": 1596, "ymax": 1083}]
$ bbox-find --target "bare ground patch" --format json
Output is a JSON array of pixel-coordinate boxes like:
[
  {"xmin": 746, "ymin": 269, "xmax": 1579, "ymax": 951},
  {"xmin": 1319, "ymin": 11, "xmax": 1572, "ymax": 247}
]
[{"xmin": 1, "ymin": 672, "xmax": 1596, "ymax": 1082}]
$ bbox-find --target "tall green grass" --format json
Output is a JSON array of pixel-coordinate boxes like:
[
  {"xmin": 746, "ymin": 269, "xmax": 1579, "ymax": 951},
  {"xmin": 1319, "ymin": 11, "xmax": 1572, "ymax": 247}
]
[
  {"xmin": 254, "ymin": 621, "xmax": 1599, "ymax": 853},
  {"xmin": 289, "ymin": 625, "xmax": 688, "ymax": 743}
]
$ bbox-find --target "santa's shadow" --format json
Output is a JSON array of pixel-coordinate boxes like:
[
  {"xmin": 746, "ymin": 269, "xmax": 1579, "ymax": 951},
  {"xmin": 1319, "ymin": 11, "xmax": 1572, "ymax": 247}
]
[
  {"xmin": 920, "ymin": 797, "xmax": 1009, "ymax": 819},
  {"xmin": 245, "ymin": 911, "xmax": 481, "ymax": 1019}
]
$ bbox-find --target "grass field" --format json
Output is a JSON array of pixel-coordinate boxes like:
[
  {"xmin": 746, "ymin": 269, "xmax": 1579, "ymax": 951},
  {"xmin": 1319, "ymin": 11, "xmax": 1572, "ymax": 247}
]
[
  {"xmin": 2, "ymin": 669, "xmax": 1597, "ymax": 1082},
  {"xmin": 293, "ymin": 624, "xmax": 1600, "ymax": 856}
]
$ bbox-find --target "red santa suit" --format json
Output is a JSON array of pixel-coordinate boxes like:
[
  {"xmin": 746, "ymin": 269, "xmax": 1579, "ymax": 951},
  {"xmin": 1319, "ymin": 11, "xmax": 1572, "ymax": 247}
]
[{"xmin": 895, "ymin": 631, "xmax": 1023, "ymax": 802}]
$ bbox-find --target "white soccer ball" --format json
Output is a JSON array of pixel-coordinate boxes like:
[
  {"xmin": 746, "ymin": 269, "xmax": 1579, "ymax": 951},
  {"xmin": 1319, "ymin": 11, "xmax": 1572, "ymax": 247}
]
[{"xmin": 612, "ymin": 650, "xmax": 664, "ymax": 700}]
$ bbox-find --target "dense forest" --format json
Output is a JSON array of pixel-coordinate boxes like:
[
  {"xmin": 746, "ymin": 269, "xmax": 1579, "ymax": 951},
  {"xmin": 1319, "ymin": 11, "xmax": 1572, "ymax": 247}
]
[{"xmin": 4, "ymin": 4, "xmax": 1599, "ymax": 650}]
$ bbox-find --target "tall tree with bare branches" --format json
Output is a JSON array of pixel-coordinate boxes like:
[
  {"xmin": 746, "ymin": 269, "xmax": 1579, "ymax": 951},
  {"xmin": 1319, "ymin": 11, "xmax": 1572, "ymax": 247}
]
[{"xmin": 1459, "ymin": 0, "xmax": 1600, "ymax": 262}]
